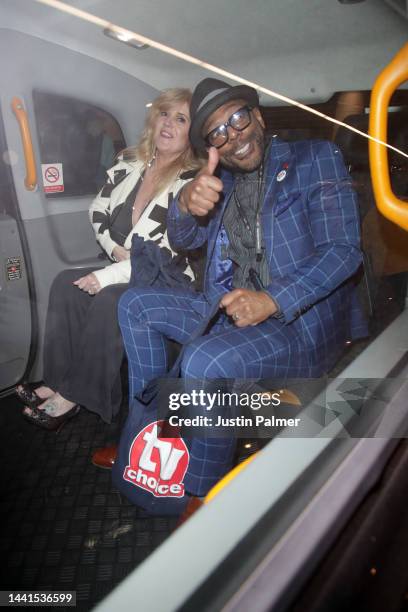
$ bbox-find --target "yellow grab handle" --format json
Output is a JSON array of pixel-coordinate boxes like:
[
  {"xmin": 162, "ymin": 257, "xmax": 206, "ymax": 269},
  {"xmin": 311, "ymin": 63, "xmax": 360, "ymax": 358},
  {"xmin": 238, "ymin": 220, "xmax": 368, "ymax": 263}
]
[
  {"xmin": 369, "ymin": 43, "xmax": 408, "ymax": 231},
  {"xmin": 11, "ymin": 97, "xmax": 37, "ymax": 191}
]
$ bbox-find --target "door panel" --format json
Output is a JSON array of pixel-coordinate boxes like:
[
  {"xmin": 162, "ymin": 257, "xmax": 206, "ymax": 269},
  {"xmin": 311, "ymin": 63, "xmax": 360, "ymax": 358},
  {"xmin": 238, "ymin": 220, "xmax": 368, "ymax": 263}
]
[
  {"xmin": 0, "ymin": 215, "xmax": 32, "ymax": 389},
  {"xmin": 0, "ymin": 27, "xmax": 158, "ymax": 389}
]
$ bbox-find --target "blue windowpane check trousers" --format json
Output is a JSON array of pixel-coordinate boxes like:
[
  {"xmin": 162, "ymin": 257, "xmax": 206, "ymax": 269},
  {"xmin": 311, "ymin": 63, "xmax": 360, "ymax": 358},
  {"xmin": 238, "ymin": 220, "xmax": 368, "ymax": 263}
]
[{"xmin": 118, "ymin": 287, "xmax": 314, "ymax": 400}]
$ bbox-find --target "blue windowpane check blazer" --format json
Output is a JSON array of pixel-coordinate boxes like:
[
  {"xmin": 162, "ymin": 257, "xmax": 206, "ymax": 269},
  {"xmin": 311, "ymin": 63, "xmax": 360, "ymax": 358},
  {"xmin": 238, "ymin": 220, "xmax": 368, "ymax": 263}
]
[{"xmin": 168, "ymin": 138, "xmax": 368, "ymax": 375}]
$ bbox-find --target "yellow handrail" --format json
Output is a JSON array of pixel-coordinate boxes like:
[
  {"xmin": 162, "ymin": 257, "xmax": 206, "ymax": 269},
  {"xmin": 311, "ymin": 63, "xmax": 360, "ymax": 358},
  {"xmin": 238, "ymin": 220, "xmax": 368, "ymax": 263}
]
[
  {"xmin": 11, "ymin": 97, "xmax": 37, "ymax": 191},
  {"xmin": 369, "ymin": 43, "xmax": 408, "ymax": 231},
  {"xmin": 204, "ymin": 453, "xmax": 258, "ymax": 504}
]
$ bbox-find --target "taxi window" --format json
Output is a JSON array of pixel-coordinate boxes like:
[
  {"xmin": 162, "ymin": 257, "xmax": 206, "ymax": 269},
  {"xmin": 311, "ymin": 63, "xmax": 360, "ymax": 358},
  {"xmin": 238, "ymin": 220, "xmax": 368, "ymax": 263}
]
[
  {"xmin": 32, "ymin": 90, "xmax": 126, "ymax": 198},
  {"xmin": 261, "ymin": 90, "xmax": 408, "ymax": 340}
]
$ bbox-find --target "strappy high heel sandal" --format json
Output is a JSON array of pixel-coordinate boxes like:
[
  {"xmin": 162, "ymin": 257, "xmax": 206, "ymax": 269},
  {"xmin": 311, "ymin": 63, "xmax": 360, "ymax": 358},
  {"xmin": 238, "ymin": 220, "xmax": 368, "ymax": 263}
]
[
  {"xmin": 22, "ymin": 402, "xmax": 80, "ymax": 433},
  {"xmin": 15, "ymin": 383, "xmax": 43, "ymax": 409}
]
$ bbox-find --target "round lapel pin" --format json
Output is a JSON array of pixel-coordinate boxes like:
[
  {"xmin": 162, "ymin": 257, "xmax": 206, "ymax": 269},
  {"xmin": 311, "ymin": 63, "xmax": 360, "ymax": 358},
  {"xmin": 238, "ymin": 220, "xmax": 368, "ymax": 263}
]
[{"xmin": 276, "ymin": 169, "xmax": 287, "ymax": 182}]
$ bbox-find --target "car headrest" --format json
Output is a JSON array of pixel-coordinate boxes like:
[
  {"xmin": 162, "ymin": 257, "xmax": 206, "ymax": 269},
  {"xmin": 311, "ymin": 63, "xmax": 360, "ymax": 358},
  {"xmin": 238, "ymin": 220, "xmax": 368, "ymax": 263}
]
[{"xmin": 334, "ymin": 114, "xmax": 369, "ymax": 168}]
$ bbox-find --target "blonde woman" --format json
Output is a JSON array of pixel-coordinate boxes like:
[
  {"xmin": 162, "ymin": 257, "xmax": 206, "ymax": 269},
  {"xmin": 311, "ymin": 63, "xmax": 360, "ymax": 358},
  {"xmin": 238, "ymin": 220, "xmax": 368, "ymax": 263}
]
[{"xmin": 18, "ymin": 88, "xmax": 202, "ymax": 430}]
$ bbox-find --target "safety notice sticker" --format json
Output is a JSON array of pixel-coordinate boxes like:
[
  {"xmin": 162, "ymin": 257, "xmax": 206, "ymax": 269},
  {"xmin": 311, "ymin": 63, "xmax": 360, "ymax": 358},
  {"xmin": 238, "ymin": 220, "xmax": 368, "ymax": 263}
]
[
  {"xmin": 6, "ymin": 257, "xmax": 22, "ymax": 281},
  {"xmin": 41, "ymin": 163, "xmax": 64, "ymax": 193}
]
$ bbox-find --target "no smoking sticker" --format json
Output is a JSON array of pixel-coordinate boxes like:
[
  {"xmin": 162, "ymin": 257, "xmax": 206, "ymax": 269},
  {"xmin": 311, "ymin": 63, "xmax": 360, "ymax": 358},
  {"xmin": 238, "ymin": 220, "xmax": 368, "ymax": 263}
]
[{"xmin": 41, "ymin": 163, "xmax": 64, "ymax": 193}]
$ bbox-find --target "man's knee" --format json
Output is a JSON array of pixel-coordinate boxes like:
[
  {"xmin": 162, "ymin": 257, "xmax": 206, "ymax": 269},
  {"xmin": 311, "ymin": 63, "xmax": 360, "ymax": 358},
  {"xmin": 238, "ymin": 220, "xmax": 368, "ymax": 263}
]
[
  {"xmin": 118, "ymin": 289, "xmax": 167, "ymax": 337},
  {"xmin": 118, "ymin": 289, "xmax": 145, "ymax": 324},
  {"xmin": 181, "ymin": 333, "xmax": 255, "ymax": 379},
  {"xmin": 181, "ymin": 341, "xmax": 224, "ymax": 379}
]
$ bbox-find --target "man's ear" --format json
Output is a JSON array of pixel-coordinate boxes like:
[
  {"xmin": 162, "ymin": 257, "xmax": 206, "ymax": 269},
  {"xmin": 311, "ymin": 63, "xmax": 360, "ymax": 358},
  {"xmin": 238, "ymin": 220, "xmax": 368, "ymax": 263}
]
[{"xmin": 252, "ymin": 107, "xmax": 265, "ymax": 129}]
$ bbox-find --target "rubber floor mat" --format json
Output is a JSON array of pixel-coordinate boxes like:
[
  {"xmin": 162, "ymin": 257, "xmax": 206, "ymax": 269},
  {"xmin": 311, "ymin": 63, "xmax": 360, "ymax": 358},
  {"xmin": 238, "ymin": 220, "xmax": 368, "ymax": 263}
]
[{"xmin": 0, "ymin": 394, "xmax": 178, "ymax": 611}]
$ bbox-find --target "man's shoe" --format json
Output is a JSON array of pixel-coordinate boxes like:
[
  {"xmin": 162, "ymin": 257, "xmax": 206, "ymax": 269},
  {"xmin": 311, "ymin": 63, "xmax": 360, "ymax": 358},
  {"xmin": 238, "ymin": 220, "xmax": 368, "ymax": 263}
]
[
  {"xmin": 176, "ymin": 496, "xmax": 204, "ymax": 528},
  {"xmin": 92, "ymin": 445, "xmax": 117, "ymax": 469}
]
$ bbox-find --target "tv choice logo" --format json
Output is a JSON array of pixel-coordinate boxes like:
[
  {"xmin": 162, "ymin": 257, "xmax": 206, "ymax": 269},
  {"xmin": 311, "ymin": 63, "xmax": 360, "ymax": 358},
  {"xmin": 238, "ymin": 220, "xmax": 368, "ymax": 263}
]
[{"xmin": 124, "ymin": 421, "xmax": 189, "ymax": 498}]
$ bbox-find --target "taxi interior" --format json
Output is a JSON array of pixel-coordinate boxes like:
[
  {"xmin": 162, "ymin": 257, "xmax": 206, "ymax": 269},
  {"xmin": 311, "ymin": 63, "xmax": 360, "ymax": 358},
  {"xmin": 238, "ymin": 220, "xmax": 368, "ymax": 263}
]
[{"xmin": 0, "ymin": 1, "xmax": 408, "ymax": 610}]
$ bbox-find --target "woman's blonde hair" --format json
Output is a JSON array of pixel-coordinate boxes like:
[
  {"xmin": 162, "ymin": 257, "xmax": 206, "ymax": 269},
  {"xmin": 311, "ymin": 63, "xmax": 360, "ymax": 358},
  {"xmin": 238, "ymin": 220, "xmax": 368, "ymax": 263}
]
[{"xmin": 123, "ymin": 88, "xmax": 203, "ymax": 198}]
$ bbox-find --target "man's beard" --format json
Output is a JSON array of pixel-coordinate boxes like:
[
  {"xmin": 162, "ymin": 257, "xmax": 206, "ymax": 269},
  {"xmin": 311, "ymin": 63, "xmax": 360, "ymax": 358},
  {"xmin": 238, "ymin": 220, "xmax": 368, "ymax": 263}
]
[{"xmin": 221, "ymin": 128, "xmax": 265, "ymax": 173}]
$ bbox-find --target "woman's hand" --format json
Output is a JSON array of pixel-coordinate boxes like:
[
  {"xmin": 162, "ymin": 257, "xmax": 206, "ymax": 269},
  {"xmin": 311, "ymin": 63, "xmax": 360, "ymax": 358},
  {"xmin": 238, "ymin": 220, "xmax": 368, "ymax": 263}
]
[
  {"xmin": 73, "ymin": 272, "xmax": 101, "ymax": 295},
  {"xmin": 112, "ymin": 246, "xmax": 130, "ymax": 262}
]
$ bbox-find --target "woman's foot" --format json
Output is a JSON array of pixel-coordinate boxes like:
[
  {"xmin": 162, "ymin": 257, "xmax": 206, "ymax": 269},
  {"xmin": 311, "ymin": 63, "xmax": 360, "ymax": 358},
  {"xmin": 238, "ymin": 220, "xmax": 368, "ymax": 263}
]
[
  {"xmin": 31, "ymin": 385, "xmax": 54, "ymax": 400},
  {"xmin": 22, "ymin": 393, "xmax": 80, "ymax": 432},
  {"xmin": 16, "ymin": 383, "xmax": 54, "ymax": 408},
  {"xmin": 23, "ymin": 393, "xmax": 76, "ymax": 419}
]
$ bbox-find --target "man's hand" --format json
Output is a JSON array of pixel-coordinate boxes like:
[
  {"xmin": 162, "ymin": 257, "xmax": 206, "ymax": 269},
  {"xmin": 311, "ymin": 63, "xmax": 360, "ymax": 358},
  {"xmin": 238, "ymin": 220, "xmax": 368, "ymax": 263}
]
[
  {"xmin": 112, "ymin": 245, "xmax": 130, "ymax": 262},
  {"xmin": 179, "ymin": 147, "xmax": 223, "ymax": 217},
  {"xmin": 220, "ymin": 289, "xmax": 278, "ymax": 327},
  {"xmin": 73, "ymin": 272, "xmax": 101, "ymax": 295}
]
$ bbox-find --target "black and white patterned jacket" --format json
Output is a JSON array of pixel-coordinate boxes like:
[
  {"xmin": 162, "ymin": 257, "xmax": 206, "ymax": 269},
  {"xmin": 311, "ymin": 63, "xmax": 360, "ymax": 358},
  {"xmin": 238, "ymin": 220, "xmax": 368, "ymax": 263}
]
[{"xmin": 89, "ymin": 157, "xmax": 194, "ymax": 288}]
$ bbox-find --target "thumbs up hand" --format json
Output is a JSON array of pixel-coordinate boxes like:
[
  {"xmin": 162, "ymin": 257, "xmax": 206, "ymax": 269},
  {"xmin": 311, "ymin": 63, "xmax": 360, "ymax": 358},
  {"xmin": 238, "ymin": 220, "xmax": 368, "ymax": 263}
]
[{"xmin": 179, "ymin": 147, "xmax": 223, "ymax": 217}]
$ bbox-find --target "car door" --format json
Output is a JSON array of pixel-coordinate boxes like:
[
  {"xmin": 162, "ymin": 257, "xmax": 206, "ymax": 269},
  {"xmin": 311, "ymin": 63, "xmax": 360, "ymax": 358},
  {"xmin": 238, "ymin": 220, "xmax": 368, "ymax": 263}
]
[{"xmin": 0, "ymin": 27, "xmax": 158, "ymax": 391}]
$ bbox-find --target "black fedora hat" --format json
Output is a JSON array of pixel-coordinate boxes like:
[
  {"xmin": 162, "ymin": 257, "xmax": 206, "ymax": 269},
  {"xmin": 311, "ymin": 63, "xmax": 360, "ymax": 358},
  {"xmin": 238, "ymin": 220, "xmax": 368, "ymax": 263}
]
[{"xmin": 189, "ymin": 78, "xmax": 259, "ymax": 152}]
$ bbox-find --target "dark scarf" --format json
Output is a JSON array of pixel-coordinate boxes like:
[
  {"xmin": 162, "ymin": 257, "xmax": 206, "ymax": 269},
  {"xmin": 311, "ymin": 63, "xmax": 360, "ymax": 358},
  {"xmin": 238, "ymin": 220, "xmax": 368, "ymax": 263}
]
[{"xmin": 222, "ymin": 141, "xmax": 271, "ymax": 290}]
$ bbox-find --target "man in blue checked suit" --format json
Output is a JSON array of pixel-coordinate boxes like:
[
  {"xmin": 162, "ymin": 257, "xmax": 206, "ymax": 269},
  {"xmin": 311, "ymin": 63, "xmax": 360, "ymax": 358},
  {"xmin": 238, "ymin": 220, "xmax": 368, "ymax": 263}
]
[{"xmin": 119, "ymin": 78, "xmax": 367, "ymax": 401}]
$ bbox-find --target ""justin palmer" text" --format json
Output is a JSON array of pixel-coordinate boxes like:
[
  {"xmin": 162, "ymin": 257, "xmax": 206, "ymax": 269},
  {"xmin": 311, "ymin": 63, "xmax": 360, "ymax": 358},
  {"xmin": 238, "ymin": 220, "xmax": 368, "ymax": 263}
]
[{"xmin": 168, "ymin": 415, "xmax": 301, "ymax": 427}]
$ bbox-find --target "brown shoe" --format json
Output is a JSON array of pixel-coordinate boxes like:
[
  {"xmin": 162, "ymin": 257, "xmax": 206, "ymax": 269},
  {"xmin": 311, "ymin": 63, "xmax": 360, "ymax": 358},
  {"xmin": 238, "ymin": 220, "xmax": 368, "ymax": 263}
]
[
  {"xmin": 176, "ymin": 496, "xmax": 204, "ymax": 528},
  {"xmin": 92, "ymin": 445, "xmax": 117, "ymax": 469}
]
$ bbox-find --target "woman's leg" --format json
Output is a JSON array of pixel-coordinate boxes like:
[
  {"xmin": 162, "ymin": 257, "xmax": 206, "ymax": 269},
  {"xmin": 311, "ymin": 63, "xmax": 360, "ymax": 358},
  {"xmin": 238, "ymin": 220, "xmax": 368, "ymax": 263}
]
[
  {"xmin": 26, "ymin": 269, "xmax": 126, "ymax": 423},
  {"xmin": 57, "ymin": 283, "xmax": 127, "ymax": 422},
  {"xmin": 18, "ymin": 268, "xmax": 96, "ymax": 401},
  {"xmin": 42, "ymin": 268, "xmax": 99, "ymax": 390},
  {"xmin": 24, "ymin": 267, "xmax": 99, "ymax": 419}
]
